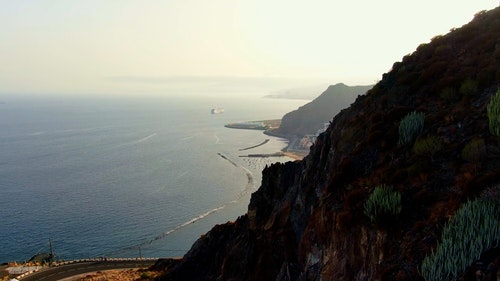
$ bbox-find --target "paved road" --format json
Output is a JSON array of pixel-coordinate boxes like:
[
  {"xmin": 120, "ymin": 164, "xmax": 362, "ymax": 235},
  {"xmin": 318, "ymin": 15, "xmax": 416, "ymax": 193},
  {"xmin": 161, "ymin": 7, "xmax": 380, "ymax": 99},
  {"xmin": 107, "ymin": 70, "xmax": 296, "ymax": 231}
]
[{"xmin": 20, "ymin": 260, "xmax": 156, "ymax": 281}]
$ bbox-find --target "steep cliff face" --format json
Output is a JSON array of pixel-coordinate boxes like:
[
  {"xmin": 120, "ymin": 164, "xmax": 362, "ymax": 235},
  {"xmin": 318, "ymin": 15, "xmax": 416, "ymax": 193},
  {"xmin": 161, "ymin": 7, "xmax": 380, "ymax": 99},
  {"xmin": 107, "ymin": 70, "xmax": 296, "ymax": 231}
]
[{"xmin": 160, "ymin": 7, "xmax": 500, "ymax": 281}]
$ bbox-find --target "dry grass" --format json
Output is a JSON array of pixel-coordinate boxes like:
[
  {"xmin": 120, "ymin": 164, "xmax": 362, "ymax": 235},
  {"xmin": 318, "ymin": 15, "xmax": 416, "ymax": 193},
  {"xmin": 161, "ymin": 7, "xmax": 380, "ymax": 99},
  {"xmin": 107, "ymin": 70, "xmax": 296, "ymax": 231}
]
[{"xmin": 68, "ymin": 269, "xmax": 159, "ymax": 281}]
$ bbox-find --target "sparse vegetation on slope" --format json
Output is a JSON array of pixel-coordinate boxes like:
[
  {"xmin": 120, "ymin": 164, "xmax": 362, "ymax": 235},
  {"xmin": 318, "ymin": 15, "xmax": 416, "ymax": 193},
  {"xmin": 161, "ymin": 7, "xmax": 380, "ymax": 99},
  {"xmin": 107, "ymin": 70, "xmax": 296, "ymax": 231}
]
[{"xmin": 159, "ymin": 7, "xmax": 500, "ymax": 281}]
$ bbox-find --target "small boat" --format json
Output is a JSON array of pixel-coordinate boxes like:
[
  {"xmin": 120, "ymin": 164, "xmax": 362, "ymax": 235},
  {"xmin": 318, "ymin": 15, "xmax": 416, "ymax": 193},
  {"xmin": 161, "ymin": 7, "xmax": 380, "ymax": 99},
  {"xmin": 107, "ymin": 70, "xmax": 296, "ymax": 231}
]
[{"xmin": 211, "ymin": 107, "xmax": 224, "ymax": 114}]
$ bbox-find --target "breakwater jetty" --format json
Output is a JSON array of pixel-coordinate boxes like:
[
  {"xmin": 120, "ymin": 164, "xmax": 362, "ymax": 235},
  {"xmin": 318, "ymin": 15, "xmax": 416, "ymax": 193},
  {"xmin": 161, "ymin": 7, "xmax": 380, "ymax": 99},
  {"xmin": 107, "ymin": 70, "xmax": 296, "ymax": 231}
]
[
  {"xmin": 238, "ymin": 152, "xmax": 285, "ymax": 158},
  {"xmin": 225, "ymin": 119, "xmax": 305, "ymax": 160},
  {"xmin": 238, "ymin": 139, "xmax": 270, "ymax": 151}
]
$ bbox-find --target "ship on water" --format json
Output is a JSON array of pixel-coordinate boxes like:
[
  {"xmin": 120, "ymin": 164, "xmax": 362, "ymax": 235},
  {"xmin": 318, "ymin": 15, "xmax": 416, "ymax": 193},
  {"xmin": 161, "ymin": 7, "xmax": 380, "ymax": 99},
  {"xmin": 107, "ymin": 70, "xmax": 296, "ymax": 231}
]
[{"xmin": 211, "ymin": 107, "xmax": 224, "ymax": 114}]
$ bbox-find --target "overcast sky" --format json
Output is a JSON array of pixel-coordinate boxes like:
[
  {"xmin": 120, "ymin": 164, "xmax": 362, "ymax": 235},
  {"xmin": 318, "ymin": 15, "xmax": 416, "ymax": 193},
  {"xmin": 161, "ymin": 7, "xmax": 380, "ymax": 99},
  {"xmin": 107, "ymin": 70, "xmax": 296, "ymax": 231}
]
[{"xmin": 1, "ymin": 1, "xmax": 498, "ymax": 96}]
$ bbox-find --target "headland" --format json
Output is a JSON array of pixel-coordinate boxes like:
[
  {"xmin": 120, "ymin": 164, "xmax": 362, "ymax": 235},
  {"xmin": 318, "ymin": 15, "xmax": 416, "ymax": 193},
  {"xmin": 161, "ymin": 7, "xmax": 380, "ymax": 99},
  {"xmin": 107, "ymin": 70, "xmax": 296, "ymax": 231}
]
[{"xmin": 224, "ymin": 119, "xmax": 281, "ymax": 130}]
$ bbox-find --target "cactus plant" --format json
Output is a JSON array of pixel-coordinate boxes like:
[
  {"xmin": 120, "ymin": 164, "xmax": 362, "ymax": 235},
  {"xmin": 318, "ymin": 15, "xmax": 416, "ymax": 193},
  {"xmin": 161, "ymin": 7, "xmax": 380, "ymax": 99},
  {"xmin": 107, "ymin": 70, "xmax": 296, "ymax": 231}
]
[
  {"xmin": 398, "ymin": 111, "xmax": 425, "ymax": 145},
  {"xmin": 487, "ymin": 89, "xmax": 500, "ymax": 136},
  {"xmin": 420, "ymin": 199, "xmax": 500, "ymax": 281},
  {"xmin": 364, "ymin": 185, "xmax": 402, "ymax": 224}
]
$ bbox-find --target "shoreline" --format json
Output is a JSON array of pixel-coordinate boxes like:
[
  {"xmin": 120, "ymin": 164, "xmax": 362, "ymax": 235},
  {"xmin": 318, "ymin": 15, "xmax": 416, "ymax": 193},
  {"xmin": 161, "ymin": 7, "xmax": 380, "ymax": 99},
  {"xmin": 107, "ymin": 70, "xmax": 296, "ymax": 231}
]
[
  {"xmin": 224, "ymin": 120, "xmax": 308, "ymax": 161},
  {"xmin": 263, "ymin": 129, "xmax": 309, "ymax": 161},
  {"xmin": 282, "ymin": 151, "xmax": 307, "ymax": 161}
]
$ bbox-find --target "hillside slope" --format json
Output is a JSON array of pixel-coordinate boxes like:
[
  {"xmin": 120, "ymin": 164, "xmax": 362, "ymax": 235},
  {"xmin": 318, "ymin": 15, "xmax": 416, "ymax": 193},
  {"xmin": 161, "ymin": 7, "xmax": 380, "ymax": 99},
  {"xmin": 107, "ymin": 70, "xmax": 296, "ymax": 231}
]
[
  {"xmin": 274, "ymin": 83, "xmax": 372, "ymax": 137},
  {"xmin": 158, "ymin": 7, "xmax": 500, "ymax": 281}
]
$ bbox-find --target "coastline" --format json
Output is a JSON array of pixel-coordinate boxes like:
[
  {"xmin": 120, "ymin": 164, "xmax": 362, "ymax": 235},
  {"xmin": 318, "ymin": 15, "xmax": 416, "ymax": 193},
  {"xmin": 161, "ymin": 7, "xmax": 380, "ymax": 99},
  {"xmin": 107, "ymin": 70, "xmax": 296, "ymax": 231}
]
[
  {"xmin": 1, "ymin": 95, "xmax": 311, "ymax": 264},
  {"xmin": 224, "ymin": 120, "xmax": 308, "ymax": 161},
  {"xmin": 263, "ymin": 129, "xmax": 309, "ymax": 161}
]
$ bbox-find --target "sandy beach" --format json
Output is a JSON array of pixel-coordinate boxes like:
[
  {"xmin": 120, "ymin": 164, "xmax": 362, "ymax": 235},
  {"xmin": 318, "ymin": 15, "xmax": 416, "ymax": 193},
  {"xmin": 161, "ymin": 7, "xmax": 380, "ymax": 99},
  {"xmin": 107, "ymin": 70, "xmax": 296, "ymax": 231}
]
[
  {"xmin": 283, "ymin": 151, "xmax": 306, "ymax": 161},
  {"xmin": 225, "ymin": 120, "xmax": 308, "ymax": 161}
]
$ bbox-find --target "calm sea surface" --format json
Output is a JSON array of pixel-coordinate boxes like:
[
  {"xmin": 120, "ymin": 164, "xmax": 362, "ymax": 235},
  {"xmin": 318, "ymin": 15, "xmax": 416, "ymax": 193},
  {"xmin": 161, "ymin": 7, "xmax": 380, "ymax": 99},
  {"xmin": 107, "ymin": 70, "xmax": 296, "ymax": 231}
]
[{"xmin": 0, "ymin": 94, "xmax": 308, "ymax": 262}]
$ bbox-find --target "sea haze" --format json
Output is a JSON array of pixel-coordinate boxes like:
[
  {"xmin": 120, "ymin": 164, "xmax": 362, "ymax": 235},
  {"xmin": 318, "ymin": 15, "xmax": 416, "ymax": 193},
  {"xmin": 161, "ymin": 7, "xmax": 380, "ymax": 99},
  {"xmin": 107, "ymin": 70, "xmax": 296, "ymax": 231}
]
[{"xmin": 0, "ymin": 94, "xmax": 309, "ymax": 262}]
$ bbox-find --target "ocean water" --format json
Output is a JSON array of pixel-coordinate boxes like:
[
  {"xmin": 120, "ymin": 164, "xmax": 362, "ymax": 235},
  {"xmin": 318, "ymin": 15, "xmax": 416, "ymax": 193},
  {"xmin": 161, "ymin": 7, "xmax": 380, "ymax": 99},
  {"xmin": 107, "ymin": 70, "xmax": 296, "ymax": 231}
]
[{"xmin": 0, "ymin": 94, "xmax": 308, "ymax": 262}]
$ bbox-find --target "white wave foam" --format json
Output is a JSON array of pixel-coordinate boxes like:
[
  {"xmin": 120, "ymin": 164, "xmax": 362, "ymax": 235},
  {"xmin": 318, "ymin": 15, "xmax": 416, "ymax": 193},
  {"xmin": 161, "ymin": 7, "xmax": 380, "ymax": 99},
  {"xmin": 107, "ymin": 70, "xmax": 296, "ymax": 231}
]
[
  {"xmin": 29, "ymin": 132, "xmax": 44, "ymax": 136},
  {"xmin": 146, "ymin": 205, "xmax": 227, "ymax": 244},
  {"xmin": 134, "ymin": 133, "xmax": 157, "ymax": 144},
  {"xmin": 115, "ymin": 154, "xmax": 254, "ymax": 255},
  {"xmin": 116, "ymin": 133, "xmax": 157, "ymax": 147},
  {"xmin": 181, "ymin": 132, "xmax": 202, "ymax": 141}
]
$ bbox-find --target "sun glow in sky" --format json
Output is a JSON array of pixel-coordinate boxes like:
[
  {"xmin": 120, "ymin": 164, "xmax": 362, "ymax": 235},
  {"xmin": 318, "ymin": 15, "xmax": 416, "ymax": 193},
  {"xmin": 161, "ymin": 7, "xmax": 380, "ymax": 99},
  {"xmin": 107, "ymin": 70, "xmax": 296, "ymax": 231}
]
[{"xmin": 1, "ymin": 0, "xmax": 498, "ymax": 96}]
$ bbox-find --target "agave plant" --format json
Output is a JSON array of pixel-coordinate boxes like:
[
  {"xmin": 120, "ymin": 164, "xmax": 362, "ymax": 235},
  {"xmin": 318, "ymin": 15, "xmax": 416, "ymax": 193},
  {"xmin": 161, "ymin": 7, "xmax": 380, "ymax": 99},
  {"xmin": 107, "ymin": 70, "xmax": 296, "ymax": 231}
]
[
  {"xmin": 487, "ymin": 89, "xmax": 500, "ymax": 136},
  {"xmin": 420, "ymin": 199, "xmax": 500, "ymax": 281},
  {"xmin": 364, "ymin": 185, "xmax": 402, "ymax": 224},
  {"xmin": 398, "ymin": 111, "xmax": 425, "ymax": 146}
]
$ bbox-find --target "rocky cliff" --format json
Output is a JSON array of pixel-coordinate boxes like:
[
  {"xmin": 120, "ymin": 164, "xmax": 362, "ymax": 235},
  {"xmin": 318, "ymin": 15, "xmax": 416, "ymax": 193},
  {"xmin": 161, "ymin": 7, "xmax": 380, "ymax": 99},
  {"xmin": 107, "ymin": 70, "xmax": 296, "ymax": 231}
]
[
  {"xmin": 275, "ymin": 83, "xmax": 372, "ymax": 137},
  {"xmin": 158, "ymin": 7, "xmax": 500, "ymax": 281}
]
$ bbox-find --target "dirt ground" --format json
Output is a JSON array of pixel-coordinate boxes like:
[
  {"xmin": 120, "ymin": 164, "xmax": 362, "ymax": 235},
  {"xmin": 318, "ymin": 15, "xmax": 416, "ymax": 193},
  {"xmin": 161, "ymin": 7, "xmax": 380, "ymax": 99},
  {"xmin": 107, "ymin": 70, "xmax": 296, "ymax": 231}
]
[{"xmin": 61, "ymin": 268, "xmax": 159, "ymax": 281}]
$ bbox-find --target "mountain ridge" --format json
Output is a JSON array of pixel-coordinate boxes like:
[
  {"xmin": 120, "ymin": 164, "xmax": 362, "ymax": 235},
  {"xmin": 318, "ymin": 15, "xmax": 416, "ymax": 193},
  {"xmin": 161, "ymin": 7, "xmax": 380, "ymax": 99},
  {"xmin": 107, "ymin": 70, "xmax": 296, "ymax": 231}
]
[
  {"xmin": 157, "ymin": 7, "xmax": 500, "ymax": 281},
  {"xmin": 274, "ymin": 83, "xmax": 372, "ymax": 137}
]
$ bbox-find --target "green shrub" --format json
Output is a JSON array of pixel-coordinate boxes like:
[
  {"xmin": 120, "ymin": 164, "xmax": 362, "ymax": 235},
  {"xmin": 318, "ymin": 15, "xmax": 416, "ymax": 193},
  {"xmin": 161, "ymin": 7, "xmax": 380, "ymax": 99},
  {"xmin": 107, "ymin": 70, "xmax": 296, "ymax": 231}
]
[
  {"xmin": 439, "ymin": 87, "xmax": 458, "ymax": 102},
  {"xmin": 461, "ymin": 138, "xmax": 486, "ymax": 163},
  {"xmin": 364, "ymin": 185, "xmax": 402, "ymax": 224},
  {"xmin": 420, "ymin": 199, "xmax": 500, "ymax": 281},
  {"xmin": 398, "ymin": 111, "xmax": 425, "ymax": 146},
  {"xmin": 458, "ymin": 78, "xmax": 478, "ymax": 96},
  {"xmin": 487, "ymin": 89, "xmax": 500, "ymax": 136},
  {"xmin": 406, "ymin": 161, "xmax": 428, "ymax": 178},
  {"xmin": 413, "ymin": 136, "xmax": 443, "ymax": 158}
]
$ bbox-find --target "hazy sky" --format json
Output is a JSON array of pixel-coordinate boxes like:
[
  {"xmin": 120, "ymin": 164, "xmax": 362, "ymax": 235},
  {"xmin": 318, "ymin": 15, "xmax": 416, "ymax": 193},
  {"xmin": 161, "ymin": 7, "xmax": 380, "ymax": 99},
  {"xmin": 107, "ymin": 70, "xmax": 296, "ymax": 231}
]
[{"xmin": 1, "ymin": 1, "xmax": 498, "ymax": 96}]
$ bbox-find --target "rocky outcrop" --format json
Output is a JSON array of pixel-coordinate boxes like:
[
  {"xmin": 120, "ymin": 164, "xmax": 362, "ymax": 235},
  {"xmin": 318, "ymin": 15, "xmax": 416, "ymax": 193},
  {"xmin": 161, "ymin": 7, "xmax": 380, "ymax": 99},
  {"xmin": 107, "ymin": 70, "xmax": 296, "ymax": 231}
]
[{"xmin": 159, "ymin": 7, "xmax": 500, "ymax": 281}]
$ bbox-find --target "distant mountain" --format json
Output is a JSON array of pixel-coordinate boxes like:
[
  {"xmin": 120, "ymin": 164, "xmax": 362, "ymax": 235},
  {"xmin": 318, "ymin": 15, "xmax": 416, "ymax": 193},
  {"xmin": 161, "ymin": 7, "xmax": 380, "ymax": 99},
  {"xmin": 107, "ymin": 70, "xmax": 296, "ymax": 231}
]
[
  {"xmin": 273, "ymin": 83, "xmax": 372, "ymax": 136},
  {"xmin": 263, "ymin": 84, "xmax": 331, "ymax": 100}
]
